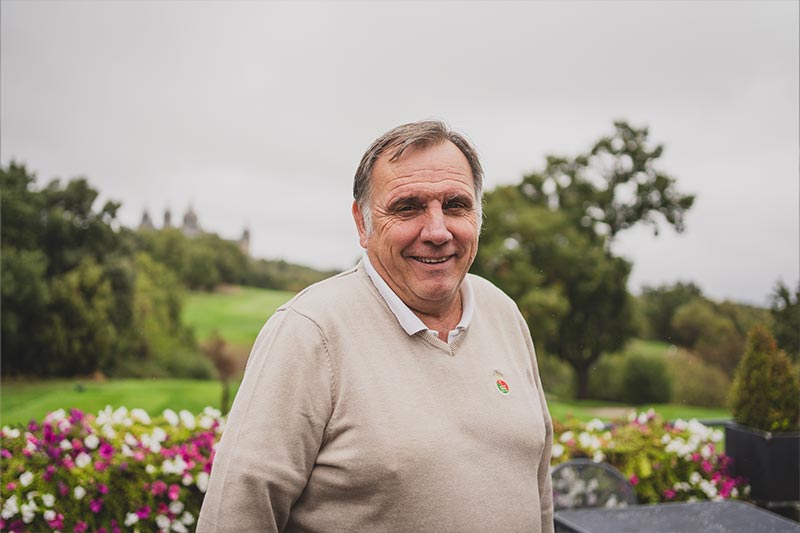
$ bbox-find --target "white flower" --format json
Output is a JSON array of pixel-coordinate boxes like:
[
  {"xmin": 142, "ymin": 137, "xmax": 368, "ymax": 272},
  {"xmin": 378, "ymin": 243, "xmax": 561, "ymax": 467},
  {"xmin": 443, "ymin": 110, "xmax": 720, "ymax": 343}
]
[
  {"xmin": 84, "ymin": 433, "xmax": 100, "ymax": 450},
  {"xmin": 155, "ymin": 514, "xmax": 171, "ymax": 530},
  {"xmin": 637, "ymin": 412, "xmax": 649, "ymax": 425},
  {"xmin": 96, "ymin": 405, "xmax": 114, "ymax": 426},
  {"xmin": 59, "ymin": 439, "xmax": 73, "ymax": 450},
  {"xmin": 74, "ymin": 486, "xmax": 86, "ymax": 500},
  {"xmin": 199, "ymin": 415, "xmax": 214, "ymax": 429},
  {"xmin": 700, "ymin": 479, "xmax": 718, "ymax": 498},
  {"xmin": 711, "ymin": 429, "xmax": 723, "ymax": 443},
  {"xmin": 20, "ymin": 502, "xmax": 35, "ymax": 523},
  {"xmin": 43, "ymin": 509, "xmax": 56, "ymax": 521},
  {"xmin": 152, "ymin": 427, "xmax": 167, "ymax": 443},
  {"xmin": 179, "ymin": 410, "xmax": 196, "ymax": 430},
  {"xmin": 162, "ymin": 456, "xmax": 188, "ymax": 475},
  {"xmin": 171, "ymin": 520, "xmax": 188, "ymax": 533},
  {"xmin": 559, "ymin": 431, "xmax": 574, "ymax": 444},
  {"xmin": 204, "ymin": 406, "xmax": 221, "ymax": 418},
  {"xmin": 661, "ymin": 434, "xmax": 671, "ymax": 445},
  {"xmin": 75, "ymin": 452, "xmax": 92, "ymax": 468},
  {"xmin": 124, "ymin": 512, "xmax": 140, "ymax": 526},
  {"xmin": 182, "ymin": 474, "xmax": 193, "ymax": 486},
  {"xmin": 3, "ymin": 427, "xmax": 21, "ymax": 439},
  {"xmin": 25, "ymin": 491, "xmax": 39, "ymax": 502},
  {"xmin": 551, "ymin": 444, "xmax": 564, "ymax": 459},
  {"xmin": 41, "ymin": 493, "xmax": 55, "ymax": 507},
  {"xmin": 131, "ymin": 408, "xmax": 152, "ymax": 424},
  {"xmin": 196, "ymin": 471, "xmax": 210, "ymax": 493},
  {"xmin": 19, "ymin": 471, "xmax": 34, "ymax": 487},
  {"xmin": 593, "ymin": 450, "xmax": 606, "ymax": 463},
  {"xmin": 2, "ymin": 495, "xmax": 19, "ymax": 519},
  {"xmin": 24, "ymin": 440, "xmax": 36, "ymax": 453},
  {"xmin": 586, "ymin": 418, "xmax": 605, "ymax": 432},
  {"xmin": 102, "ymin": 424, "xmax": 117, "ymax": 439},
  {"xmin": 689, "ymin": 472, "xmax": 702, "ymax": 485},
  {"xmin": 58, "ymin": 419, "xmax": 72, "ymax": 433},
  {"xmin": 112, "ymin": 406, "xmax": 129, "ymax": 424},
  {"xmin": 145, "ymin": 464, "xmax": 156, "ymax": 475},
  {"xmin": 47, "ymin": 409, "xmax": 67, "ymax": 422},
  {"xmin": 180, "ymin": 511, "xmax": 195, "ymax": 525},
  {"xmin": 124, "ymin": 432, "xmax": 138, "ymax": 446},
  {"xmin": 673, "ymin": 419, "xmax": 688, "ymax": 431},
  {"xmin": 121, "ymin": 444, "xmax": 134, "ymax": 457},
  {"xmin": 169, "ymin": 500, "xmax": 185, "ymax": 515},
  {"xmin": 163, "ymin": 409, "xmax": 179, "ymax": 427}
]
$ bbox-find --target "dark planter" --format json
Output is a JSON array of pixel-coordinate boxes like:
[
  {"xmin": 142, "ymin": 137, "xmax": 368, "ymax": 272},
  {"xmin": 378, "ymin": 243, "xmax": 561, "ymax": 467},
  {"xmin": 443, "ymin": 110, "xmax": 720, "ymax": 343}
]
[{"xmin": 725, "ymin": 422, "xmax": 800, "ymax": 503}]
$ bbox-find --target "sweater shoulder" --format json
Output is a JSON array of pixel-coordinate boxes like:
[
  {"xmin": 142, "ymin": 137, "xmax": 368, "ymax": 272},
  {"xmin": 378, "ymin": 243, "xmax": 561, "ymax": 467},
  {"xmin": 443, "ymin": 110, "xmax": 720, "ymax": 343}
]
[{"xmin": 278, "ymin": 264, "xmax": 378, "ymax": 321}]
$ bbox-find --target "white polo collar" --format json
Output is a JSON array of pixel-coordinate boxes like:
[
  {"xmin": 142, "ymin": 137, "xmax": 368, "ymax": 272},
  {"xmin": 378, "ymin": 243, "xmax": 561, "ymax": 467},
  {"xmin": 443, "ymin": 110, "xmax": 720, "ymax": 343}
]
[{"xmin": 362, "ymin": 251, "xmax": 474, "ymax": 343}]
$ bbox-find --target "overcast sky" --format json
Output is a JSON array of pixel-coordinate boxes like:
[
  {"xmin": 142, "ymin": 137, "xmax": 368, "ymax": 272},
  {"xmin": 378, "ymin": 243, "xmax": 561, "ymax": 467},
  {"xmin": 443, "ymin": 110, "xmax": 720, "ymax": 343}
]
[{"xmin": 2, "ymin": 1, "xmax": 797, "ymax": 306}]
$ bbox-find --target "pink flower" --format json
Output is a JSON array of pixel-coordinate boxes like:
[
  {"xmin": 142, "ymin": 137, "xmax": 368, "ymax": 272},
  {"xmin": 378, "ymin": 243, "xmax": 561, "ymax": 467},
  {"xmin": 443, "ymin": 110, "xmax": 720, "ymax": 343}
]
[
  {"xmin": 47, "ymin": 513, "xmax": 65, "ymax": 529},
  {"xmin": 691, "ymin": 453, "xmax": 701, "ymax": 462},
  {"xmin": 1, "ymin": 449, "xmax": 12, "ymax": 459},
  {"xmin": 58, "ymin": 481, "xmax": 70, "ymax": 496},
  {"xmin": 90, "ymin": 498, "xmax": 104, "ymax": 513},
  {"xmin": 629, "ymin": 474, "xmax": 639, "ymax": 486},
  {"xmin": 94, "ymin": 460, "xmax": 109, "ymax": 472},
  {"xmin": 5, "ymin": 482, "xmax": 15, "ymax": 491},
  {"xmin": 99, "ymin": 442, "xmax": 114, "ymax": 460},
  {"xmin": 151, "ymin": 480, "xmax": 168, "ymax": 496},
  {"xmin": 97, "ymin": 483, "xmax": 109, "ymax": 494},
  {"xmin": 701, "ymin": 460, "xmax": 713, "ymax": 473},
  {"xmin": 168, "ymin": 484, "xmax": 180, "ymax": 501},
  {"xmin": 74, "ymin": 521, "xmax": 88, "ymax": 532},
  {"xmin": 663, "ymin": 489, "xmax": 676, "ymax": 500},
  {"xmin": 136, "ymin": 505, "xmax": 151, "ymax": 519}
]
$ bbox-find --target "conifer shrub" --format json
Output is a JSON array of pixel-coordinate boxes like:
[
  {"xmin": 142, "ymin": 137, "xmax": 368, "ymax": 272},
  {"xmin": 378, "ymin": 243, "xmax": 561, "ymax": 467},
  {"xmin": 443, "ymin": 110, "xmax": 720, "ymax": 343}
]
[{"xmin": 729, "ymin": 324, "xmax": 800, "ymax": 433}]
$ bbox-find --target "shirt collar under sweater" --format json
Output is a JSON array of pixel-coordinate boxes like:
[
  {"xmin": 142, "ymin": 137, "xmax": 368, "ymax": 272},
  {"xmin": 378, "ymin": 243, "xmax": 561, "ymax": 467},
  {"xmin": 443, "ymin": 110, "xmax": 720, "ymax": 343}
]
[{"xmin": 361, "ymin": 251, "xmax": 474, "ymax": 344}]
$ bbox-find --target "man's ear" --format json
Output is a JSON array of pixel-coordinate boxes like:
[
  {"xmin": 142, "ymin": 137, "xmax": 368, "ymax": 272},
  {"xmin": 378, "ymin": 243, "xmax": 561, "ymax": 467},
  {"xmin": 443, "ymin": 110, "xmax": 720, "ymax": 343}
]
[{"xmin": 352, "ymin": 201, "xmax": 369, "ymax": 248}]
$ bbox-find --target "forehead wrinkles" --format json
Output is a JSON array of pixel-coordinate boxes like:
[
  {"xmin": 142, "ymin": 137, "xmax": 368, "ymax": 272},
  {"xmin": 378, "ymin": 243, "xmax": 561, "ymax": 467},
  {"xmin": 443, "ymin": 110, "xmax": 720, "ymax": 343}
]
[{"xmin": 375, "ymin": 159, "xmax": 474, "ymax": 200}]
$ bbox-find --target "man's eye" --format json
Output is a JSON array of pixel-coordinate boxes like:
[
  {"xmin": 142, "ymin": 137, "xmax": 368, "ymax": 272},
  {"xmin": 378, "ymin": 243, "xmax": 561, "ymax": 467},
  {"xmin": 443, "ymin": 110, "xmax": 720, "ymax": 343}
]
[{"xmin": 444, "ymin": 200, "xmax": 469, "ymax": 210}]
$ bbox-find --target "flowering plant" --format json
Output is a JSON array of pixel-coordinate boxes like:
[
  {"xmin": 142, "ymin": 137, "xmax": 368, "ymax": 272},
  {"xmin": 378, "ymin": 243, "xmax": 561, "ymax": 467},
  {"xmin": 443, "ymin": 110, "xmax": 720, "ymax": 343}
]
[
  {"xmin": 1, "ymin": 406, "xmax": 224, "ymax": 533},
  {"xmin": 552, "ymin": 410, "xmax": 749, "ymax": 504}
]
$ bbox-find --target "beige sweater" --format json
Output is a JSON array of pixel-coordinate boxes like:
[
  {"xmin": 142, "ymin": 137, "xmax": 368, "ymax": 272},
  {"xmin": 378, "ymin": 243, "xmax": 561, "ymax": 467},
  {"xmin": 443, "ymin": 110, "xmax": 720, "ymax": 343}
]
[{"xmin": 197, "ymin": 265, "xmax": 554, "ymax": 533}]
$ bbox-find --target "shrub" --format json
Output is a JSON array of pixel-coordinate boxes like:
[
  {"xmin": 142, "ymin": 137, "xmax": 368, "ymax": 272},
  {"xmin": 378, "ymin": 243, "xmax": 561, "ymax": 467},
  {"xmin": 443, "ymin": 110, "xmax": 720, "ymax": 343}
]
[
  {"xmin": 0, "ymin": 407, "xmax": 222, "ymax": 532},
  {"xmin": 552, "ymin": 410, "xmax": 747, "ymax": 504},
  {"xmin": 729, "ymin": 324, "xmax": 800, "ymax": 432},
  {"xmin": 538, "ymin": 352, "xmax": 576, "ymax": 399},
  {"xmin": 587, "ymin": 353, "xmax": 626, "ymax": 402},
  {"xmin": 669, "ymin": 350, "xmax": 730, "ymax": 408},
  {"xmin": 621, "ymin": 354, "xmax": 672, "ymax": 405}
]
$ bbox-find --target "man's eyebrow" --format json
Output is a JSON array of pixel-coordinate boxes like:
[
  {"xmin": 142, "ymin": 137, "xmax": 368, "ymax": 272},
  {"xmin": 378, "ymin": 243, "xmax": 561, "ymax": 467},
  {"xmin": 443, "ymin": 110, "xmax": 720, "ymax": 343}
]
[{"xmin": 387, "ymin": 195, "xmax": 423, "ymax": 210}]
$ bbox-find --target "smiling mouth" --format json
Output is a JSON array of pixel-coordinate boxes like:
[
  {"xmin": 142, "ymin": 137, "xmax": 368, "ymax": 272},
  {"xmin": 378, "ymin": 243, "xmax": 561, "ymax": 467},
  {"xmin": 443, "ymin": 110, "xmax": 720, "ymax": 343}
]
[{"xmin": 412, "ymin": 256, "xmax": 451, "ymax": 264}]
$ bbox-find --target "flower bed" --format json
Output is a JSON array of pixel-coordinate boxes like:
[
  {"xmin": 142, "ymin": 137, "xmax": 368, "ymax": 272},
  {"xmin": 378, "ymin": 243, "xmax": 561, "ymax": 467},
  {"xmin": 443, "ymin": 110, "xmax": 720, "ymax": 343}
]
[
  {"xmin": 1, "ymin": 407, "xmax": 748, "ymax": 531},
  {"xmin": 1, "ymin": 407, "xmax": 223, "ymax": 533},
  {"xmin": 552, "ymin": 409, "xmax": 748, "ymax": 504}
]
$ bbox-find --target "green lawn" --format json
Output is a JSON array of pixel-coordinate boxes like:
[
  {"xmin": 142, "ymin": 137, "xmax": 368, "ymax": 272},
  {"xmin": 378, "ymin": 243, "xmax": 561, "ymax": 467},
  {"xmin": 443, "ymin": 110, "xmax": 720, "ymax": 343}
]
[
  {"xmin": 183, "ymin": 286, "xmax": 295, "ymax": 347},
  {"xmin": 0, "ymin": 378, "xmax": 729, "ymax": 428},
  {"xmin": 0, "ymin": 379, "xmax": 240, "ymax": 427}
]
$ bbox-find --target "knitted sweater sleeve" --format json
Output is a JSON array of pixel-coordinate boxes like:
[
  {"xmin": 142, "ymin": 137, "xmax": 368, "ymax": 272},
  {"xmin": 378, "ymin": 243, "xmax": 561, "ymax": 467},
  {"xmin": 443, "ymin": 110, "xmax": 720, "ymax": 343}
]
[
  {"xmin": 197, "ymin": 308, "xmax": 334, "ymax": 533},
  {"xmin": 518, "ymin": 311, "xmax": 555, "ymax": 533}
]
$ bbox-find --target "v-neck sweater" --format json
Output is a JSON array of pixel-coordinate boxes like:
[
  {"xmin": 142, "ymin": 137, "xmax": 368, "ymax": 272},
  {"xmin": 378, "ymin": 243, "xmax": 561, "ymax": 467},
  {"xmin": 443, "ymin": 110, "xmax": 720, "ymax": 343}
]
[{"xmin": 198, "ymin": 264, "xmax": 554, "ymax": 533}]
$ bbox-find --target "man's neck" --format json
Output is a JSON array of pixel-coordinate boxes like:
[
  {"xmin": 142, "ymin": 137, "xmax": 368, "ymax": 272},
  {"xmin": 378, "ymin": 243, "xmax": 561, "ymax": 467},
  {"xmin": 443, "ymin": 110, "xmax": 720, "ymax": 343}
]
[{"xmin": 411, "ymin": 294, "xmax": 463, "ymax": 342}]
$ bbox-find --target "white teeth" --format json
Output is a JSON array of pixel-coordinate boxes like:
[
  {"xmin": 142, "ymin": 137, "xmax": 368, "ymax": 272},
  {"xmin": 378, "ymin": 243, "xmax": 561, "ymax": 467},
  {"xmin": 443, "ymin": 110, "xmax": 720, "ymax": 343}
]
[{"xmin": 416, "ymin": 257, "xmax": 448, "ymax": 264}]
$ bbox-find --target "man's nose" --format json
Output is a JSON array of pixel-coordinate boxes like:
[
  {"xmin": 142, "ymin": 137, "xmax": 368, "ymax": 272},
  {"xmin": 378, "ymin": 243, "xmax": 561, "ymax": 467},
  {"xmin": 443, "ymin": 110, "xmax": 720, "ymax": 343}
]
[{"xmin": 420, "ymin": 205, "xmax": 453, "ymax": 245}]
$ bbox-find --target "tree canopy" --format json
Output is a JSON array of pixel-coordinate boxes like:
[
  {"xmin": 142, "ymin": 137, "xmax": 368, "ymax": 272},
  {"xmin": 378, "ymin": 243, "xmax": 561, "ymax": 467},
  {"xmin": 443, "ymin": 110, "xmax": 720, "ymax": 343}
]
[{"xmin": 473, "ymin": 121, "xmax": 695, "ymax": 398}]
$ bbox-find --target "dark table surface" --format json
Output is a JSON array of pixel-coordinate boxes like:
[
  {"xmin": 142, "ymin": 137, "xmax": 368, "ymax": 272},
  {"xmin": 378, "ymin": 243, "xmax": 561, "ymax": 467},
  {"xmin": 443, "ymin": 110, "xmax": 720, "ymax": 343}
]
[{"xmin": 554, "ymin": 500, "xmax": 800, "ymax": 533}]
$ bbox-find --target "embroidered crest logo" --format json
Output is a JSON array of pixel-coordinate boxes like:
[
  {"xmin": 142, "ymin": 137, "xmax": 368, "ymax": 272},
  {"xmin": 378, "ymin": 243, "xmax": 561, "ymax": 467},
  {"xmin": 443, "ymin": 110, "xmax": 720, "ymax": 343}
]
[{"xmin": 493, "ymin": 370, "xmax": 510, "ymax": 395}]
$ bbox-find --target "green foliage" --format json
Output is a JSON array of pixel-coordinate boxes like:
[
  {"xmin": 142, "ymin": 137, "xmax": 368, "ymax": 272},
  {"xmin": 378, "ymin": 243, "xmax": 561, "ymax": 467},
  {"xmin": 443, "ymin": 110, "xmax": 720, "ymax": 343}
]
[
  {"xmin": 729, "ymin": 325, "xmax": 800, "ymax": 432},
  {"xmin": 620, "ymin": 354, "xmax": 673, "ymax": 405},
  {"xmin": 671, "ymin": 298, "xmax": 744, "ymax": 376},
  {"xmin": 669, "ymin": 350, "xmax": 731, "ymax": 408},
  {"xmin": 474, "ymin": 121, "xmax": 693, "ymax": 399},
  {"xmin": 587, "ymin": 353, "xmax": 626, "ymax": 402},
  {"xmin": 553, "ymin": 412, "xmax": 745, "ymax": 504},
  {"xmin": 638, "ymin": 282, "xmax": 703, "ymax": 342},
  {"xmin": 0, "ymin": 163, "xmax": 201, "ymax": 378},
  {"xmin": 771, "ymin": 281, "xmax": 800, "ymax": 362}
]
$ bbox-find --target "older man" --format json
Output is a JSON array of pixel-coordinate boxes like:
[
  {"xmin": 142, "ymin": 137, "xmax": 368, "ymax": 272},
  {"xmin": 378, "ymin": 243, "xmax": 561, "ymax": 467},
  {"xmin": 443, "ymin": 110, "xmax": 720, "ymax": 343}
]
[{"xmin": 197, "ymin": 121, "xmax": 554, "ymax": 532}]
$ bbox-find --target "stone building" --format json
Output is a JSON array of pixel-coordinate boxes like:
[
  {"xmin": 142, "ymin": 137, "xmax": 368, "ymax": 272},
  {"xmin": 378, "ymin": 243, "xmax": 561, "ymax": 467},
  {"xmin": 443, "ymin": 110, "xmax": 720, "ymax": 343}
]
[{"xmin": 138, "ymin": 206, "xmax": 250, "ymax": 256}]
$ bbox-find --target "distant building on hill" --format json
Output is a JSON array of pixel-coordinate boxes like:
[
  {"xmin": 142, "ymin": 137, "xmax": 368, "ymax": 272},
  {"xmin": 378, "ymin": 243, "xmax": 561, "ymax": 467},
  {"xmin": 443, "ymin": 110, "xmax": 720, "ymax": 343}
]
[{"xmin": 138, "ymin": 206, "xmax": 250, "ymax": 256}]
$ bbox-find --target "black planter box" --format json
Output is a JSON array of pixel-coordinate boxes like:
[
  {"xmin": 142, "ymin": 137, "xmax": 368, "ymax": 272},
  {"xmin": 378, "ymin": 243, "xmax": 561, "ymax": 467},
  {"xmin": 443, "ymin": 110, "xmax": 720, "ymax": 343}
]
[{"xmin": 725, "ymin": 422, "xmax": 800, "ymax": 503}]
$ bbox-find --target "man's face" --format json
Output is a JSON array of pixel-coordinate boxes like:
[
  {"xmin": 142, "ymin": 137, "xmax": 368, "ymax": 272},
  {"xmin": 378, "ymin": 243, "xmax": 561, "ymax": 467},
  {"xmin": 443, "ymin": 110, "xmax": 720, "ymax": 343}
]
[{"xmin": 353, "ymin": 140, "xmax": 480, "ymax": 316}]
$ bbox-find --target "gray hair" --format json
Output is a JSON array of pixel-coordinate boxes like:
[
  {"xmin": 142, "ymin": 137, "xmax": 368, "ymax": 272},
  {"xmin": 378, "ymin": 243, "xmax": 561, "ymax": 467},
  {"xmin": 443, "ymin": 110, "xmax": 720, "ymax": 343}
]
[{"xmin": 353, "ymin": 120, "xmax": 484, "ymax": 232}]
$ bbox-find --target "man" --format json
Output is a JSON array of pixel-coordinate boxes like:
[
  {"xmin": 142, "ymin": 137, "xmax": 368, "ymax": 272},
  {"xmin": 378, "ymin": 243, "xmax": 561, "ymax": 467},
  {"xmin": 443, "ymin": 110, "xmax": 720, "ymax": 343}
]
[{"xmin": 197, "ymin": 121, "xmax": 554, "ymax": 532}]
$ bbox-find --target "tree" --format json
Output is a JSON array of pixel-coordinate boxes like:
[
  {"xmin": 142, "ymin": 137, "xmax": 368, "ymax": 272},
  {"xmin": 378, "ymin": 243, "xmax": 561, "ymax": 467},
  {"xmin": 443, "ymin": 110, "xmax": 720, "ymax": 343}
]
[
  {"xmin": 474, "ymin": 121, "xmax": 694, "ymax": 398},
  {"xmin": 771, "ymin": 281, "xmax": 800, "ymax": 362},
  {"xmin": 638, "ymin": 282, "xmax": 703, "ymax": 342}
]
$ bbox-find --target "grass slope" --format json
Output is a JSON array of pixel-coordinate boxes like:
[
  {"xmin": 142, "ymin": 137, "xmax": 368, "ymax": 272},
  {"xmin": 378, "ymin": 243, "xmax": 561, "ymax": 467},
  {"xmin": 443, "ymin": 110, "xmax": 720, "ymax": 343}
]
[{"xmin": 183, "ymin": 286, "xmax": 295, "ymax": 347}]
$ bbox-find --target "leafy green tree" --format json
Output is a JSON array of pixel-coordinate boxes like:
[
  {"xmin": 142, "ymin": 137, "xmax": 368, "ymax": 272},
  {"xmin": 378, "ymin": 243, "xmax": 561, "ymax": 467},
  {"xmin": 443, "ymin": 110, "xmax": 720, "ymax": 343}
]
[
  {"xmin": 770, "ymin": 281, "xmax": 800, "ymax": 362},
  {"xmin": 474, "ymin": 121, "xmax": 694, "ymax": 398},
  {"xmin": 638, "ymin": 282, "xmax": 703, "ymax": 342}
]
